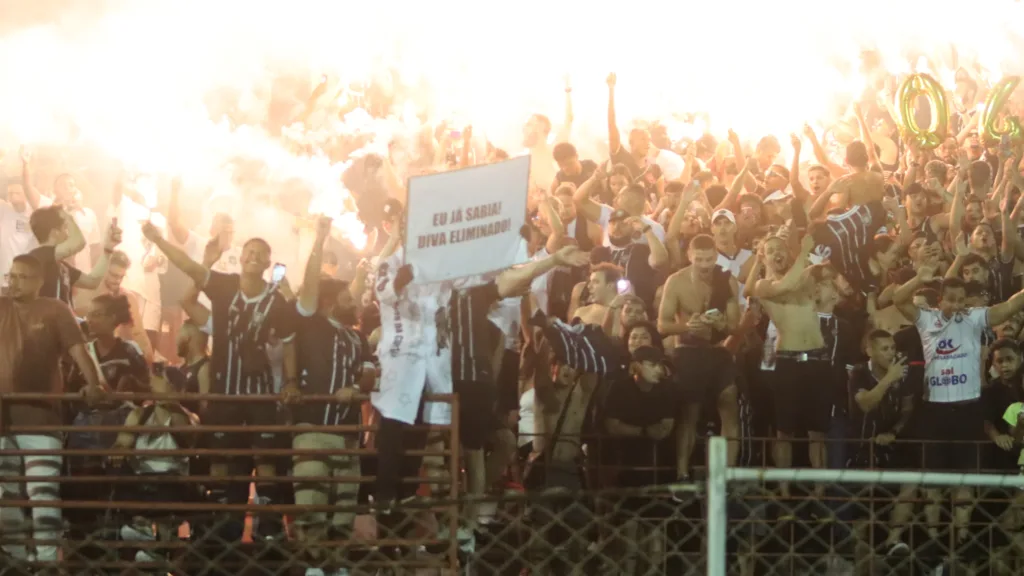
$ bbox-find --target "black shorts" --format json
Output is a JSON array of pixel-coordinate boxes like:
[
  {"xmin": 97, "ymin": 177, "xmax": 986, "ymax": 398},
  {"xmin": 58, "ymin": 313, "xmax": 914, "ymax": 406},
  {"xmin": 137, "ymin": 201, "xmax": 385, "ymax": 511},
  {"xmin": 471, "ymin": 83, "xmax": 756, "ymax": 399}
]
[
  {"xmin": 204, "ymin": 400, "xmax": 285, "ymax": 450},
  {"xmin": 772, "ymin": 350, "xmax": 832, "ymax": 435},
  {"xmin": 671, "ymin": 343, "xmax": 735, "ymax": 407},
  {"xmin": 453, "ymin": 380, "xmax": 497, "ymax": 450},
  {"xmin": 920, "ymin": 401, "xmax": 983, "ymax": 472},
  {"xmin": 495, "ymin": 349, "xmax": 521, "ymax": 414}
]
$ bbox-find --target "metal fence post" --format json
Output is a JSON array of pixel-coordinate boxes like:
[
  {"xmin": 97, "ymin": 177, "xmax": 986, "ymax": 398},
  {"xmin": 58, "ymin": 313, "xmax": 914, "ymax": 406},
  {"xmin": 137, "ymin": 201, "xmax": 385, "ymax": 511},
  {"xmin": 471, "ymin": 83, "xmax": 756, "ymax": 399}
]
[{"xmin": 707, "ymin": 436, "xmax": 728, "ymax": 576}]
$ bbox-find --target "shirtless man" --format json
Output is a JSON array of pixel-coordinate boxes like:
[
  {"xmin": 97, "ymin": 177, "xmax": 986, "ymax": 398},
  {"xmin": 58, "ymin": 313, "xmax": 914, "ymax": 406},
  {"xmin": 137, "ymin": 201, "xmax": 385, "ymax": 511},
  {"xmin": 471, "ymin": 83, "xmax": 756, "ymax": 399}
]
[
  {"xmin": 524, "ymin": 114, "xmax": 557, "ymax": 199},
  {"xmin": 658, "ymin": 234, "xmax": 740, "ymax": 477},
  {"xmin": 572, "ymin": 263, "xmax": 622, "ymax": 326},
  {"xmin": 753, "ymin": 233, "xmax": 832, "ymax": 497}
]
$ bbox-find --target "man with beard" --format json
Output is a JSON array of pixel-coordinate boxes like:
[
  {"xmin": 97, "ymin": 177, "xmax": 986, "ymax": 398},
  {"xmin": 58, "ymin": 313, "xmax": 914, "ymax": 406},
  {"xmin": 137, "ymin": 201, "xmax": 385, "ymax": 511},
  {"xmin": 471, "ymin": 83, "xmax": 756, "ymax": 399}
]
[
  {"xmin": 901, "ymin": 181, "xmax": 963, "ymax": 244},
  {"xmin": 73, "ymin": 250, "xmax": 154, "ymax": 362},
  {"xmin": 658, "ymin": 234, "xmax": 740, "ymax": 477},
  {"xmin": 752, "ymin": 233, "xmax": 832, "ymax": 498},
  {"xmin": 290, "ymin": 217, "xmax": 373, "ymax": 576},
  {"xmin": 946, "ymin": 218, "xmax": 1016, "ymax": 304},
  {"xmin": 590, "ymin": 208, "xmax": 668, "ymax": 313},
  {"xmin": 0, "ymin": 254, "xmax": 105, "ymax": 565}
]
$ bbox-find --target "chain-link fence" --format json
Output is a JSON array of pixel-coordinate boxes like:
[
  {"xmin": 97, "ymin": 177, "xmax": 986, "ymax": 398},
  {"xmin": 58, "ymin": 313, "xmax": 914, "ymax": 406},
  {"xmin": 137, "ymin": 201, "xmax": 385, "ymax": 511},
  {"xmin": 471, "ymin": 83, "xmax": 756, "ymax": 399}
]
[
  {"xmin": 707, "ymin": 436, "xmax": 1024, "ymax": 576},
  {"xmin": 4, "ymin": 392, "xmax": 1024, "ymax": 575}
]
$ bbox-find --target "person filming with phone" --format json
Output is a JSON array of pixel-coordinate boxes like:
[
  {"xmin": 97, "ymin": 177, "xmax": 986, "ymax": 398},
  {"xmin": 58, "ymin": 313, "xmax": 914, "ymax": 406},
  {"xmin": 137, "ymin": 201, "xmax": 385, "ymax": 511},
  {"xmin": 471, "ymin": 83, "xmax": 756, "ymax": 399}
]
[{"xmin": 658, "ymin": 233, "xmax": 741, "ymax": 482}]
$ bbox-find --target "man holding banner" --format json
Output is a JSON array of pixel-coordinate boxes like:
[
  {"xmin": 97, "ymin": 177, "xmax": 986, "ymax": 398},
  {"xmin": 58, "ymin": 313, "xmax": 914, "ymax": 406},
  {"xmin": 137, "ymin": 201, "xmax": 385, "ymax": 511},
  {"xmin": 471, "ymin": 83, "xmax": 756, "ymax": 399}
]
[{"xmin": 372, "ymin": 157, "xmax": 590, "ymax": 549}]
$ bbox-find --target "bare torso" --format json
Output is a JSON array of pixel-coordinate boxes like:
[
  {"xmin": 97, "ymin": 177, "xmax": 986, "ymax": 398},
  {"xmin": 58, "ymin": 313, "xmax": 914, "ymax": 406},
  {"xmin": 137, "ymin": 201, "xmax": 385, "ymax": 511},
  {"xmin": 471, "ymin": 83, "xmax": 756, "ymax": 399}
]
[
  {"xmin": 759, "ymin": 277, "xmax": 824, "ymax": 352},
  {"xmin": 573, "ymin": 303, "xmax": 609, "ymax": 327}
]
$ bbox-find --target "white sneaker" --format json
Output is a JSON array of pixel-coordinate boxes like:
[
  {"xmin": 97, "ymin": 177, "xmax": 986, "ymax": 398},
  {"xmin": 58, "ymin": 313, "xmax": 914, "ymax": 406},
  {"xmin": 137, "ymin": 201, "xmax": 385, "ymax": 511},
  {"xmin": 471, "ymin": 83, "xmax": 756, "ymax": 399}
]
[
  {"xmin": 304, "ymin": 569, "xmax": 326, "ymax": 576},
  {"xmin": 134, "ymin": 549, "xmax": 164, "ymax": 563},
  {"xmin": 456, "ymin": 526, "xmax": 476, "ymax": 554},
  {"xmin": 121, "ymin": 523, "xmax": 155, "ymax": 541}
]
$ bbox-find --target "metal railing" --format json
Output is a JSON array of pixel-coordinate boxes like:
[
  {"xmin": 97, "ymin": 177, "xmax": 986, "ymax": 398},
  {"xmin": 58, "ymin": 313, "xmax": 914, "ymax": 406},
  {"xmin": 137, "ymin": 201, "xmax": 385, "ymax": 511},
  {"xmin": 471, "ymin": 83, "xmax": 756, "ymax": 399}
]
[{"xmin": 2, "ymin": 393, "xmax": 1023, "ymax": 575}]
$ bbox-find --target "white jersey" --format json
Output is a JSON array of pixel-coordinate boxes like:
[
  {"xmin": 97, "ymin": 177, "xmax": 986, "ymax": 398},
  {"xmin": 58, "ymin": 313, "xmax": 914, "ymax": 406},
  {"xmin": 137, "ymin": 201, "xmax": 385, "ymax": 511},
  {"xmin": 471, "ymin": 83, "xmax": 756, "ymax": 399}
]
[
  {"xmin": 131, "ymin": 407, "xmax": 190, "ymax": 475},
  {"xmin": 915, "ymin": 307, "xmax": 988, "ymax": 403},
  {"xmin": 375, "ymin": 249, "xmax": 450, "ymax": 359},
  {"xmin": 760, "ymin": 320, "xmax": 779, "ymax": 371},
  {"xmin": 717, "ymin": 248, "xmax": 752, "ymax": 305},
  {"xmin": 488, "ymin": 239, "xmax": 530, "ymax": 350}
]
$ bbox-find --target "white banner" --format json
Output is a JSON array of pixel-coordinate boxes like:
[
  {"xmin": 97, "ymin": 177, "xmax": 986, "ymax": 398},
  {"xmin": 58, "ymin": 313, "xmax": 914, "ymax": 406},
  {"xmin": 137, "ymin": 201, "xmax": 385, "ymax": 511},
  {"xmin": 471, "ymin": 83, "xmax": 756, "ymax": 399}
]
[{"xmin": 404, "ymin": 156, "xmax": 530, "ymax": 284}]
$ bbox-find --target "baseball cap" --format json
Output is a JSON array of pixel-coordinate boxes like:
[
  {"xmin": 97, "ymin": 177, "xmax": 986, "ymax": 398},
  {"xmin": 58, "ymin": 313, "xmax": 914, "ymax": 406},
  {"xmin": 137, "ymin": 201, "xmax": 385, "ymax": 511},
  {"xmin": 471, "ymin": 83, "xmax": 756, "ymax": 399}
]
[
  {"xmin": 631, "ymin": 345, "xmax": 667, "ymax": 365},
  {"xmin": 608, "ymin": 208, "xmax": 630, "ymax": 222},
  {"xmin": 711, "ymin": 208, "xmax": 736, "ymax": 224}
]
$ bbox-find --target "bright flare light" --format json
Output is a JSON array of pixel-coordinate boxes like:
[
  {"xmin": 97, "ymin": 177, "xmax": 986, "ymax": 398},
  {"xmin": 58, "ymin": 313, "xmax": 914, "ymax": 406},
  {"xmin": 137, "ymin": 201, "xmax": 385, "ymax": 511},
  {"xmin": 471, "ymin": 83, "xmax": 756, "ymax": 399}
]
[{"xmin": 0, "ymin": 0, "xmax": 1023, "ymax": 249}]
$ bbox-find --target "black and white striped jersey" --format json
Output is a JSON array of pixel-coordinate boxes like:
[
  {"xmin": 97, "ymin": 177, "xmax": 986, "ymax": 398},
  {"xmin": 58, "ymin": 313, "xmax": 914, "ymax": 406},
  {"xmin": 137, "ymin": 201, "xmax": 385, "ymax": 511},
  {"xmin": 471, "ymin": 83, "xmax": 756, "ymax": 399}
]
[{"xmin": 203, "ymin": 271, "xmax": 297, "ymax": 395}]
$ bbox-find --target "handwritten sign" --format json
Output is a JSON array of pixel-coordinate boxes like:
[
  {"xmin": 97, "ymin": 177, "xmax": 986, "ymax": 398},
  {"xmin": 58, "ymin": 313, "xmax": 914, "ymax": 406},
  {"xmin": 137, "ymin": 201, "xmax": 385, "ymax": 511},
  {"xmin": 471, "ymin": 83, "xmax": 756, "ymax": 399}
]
[{"xmin": 404, "ymin": 156, "xmax": 530, "ymax": 283}]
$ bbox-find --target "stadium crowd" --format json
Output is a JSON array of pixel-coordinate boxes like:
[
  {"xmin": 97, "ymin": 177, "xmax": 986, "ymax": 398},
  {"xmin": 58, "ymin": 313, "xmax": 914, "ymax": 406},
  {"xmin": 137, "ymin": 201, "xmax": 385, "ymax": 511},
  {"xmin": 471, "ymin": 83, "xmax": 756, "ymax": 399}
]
[{"xmin": 3, "ymin": 70, "xmax": 1024, "ymax": 576}]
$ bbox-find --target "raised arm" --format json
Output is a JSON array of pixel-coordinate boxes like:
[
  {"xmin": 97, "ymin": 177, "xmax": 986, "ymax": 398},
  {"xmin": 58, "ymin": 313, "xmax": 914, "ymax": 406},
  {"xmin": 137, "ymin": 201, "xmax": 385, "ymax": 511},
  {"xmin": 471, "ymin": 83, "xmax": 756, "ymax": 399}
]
[
  {"xmin": 167, "ymin": 177, "xmax": 192, "ymax": 245},
  {"xmin": 141, "ymin": 221, "xmax": 209, "ymax": 287},
  {"xmin": 555, "ymin": 76, "xmax": 573, "ymax": 144},
  {"xmin": 124, "ymin": 292, "xmax": 154, "ymax": 363},
  {"xmin": 74, "ymin": 223, "xmax": 122, "ymax": 290},
  {"xmin": 539, "ymin": 197, "xmax": 566, "ymax": 254},
  {"xmin": 573, "ymin": 169, "xmax": 605, "ymax": 223},
  {"xmin": 606, "ymin": 73, "xmax": 621, "ymax": 154},
  {"xmin": 891, "ymin": 265, "xmax": 935, "ymax": 321},
  {"xmin": 634, "ymin": 218, "xmax": 668, "ymax": 270},
  {"xmin": 53, "ymin": 208, "xmax": 87, "ymax": 262},
  {"xmin": 803, "ymin": 124, "xmax": 846, "ymax": 179},
  {"xmin": 180, "ymin": 280, "xmax": 211, "ymax": 328},
  {"xmin": 752, "ymin": 235, "xmax": 815, "ymax": 301},
  {"xmin": 789, "ymin": 134, "xmax": 811, "ymax": 204},
  {"xmin": 298, "ymin": 216, "xmax": 332, "ymax": 314},
  {"xmin": 988, "ymin": 287, "xmax": 1024, "ymax": 327},
  {"xmin": 853, "ymin": 103, "xmax": 881, "ymax": 171},
  {"xmin": 495, "ymin": 245, "xmax": 589, "ymax": 298},
  {"xmin": 19, "ymin": 149, "xmax": 44, "ymax": 209},
  {"xmin": 713, "ymin": 157, "xmax": 755, "ymax": 212}
]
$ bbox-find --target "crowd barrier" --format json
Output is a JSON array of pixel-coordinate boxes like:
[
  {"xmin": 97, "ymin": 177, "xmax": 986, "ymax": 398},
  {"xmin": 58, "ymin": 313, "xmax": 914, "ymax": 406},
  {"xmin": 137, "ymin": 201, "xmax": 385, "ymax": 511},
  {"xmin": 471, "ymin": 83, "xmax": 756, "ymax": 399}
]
[{"xmin": 0, "ymin": 392, "xmax": 1022, "ymax": 575}]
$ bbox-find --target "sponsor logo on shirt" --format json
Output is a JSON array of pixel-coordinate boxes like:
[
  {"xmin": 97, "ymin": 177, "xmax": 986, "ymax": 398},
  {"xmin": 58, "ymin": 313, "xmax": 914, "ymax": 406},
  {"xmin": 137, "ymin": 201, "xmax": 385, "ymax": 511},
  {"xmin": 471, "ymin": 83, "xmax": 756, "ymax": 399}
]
[
  {"xmin": 935, "ymin": 338, "xmax": 962, "ymax": 356},
  {"xmin": 929, "ymin": 366, "xmax": 968, "ymax": 387}
]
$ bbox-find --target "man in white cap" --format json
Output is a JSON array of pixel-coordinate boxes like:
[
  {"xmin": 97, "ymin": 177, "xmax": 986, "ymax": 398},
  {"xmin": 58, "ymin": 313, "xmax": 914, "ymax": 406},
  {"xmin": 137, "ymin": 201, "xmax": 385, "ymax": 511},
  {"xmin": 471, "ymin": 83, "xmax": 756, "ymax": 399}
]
[{"xmin": 711, "ymin": 208, "xmax": 754, "ymax": 306}]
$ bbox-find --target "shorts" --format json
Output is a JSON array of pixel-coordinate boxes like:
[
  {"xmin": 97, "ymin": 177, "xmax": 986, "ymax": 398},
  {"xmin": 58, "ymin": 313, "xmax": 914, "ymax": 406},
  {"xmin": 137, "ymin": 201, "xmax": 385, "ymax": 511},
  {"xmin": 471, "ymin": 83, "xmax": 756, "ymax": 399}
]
[
  {"xmin": 920, "ymin": 401, "xmax": 983, "ymax": 472},
  {"xmin": 454, "ymin": 379, "xmax": 498, "ymax": 450},
  {"xmin": 496, "ymin": 349, "xmax": 521, "ymax": 414},
  {"xmin": 671, "ymin": 342, "xmax": 735, "ymax": 407},
  {"xmin": 204, "ymin": 400, "xmax": 285, "ymax": 450},
  {"xmin": 373, "ymin": 350, "xmax": 452, "ymax": 426},
  {"xmin": 772, "ymin": 349, "xmax": 832, "ymax": 435}
]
